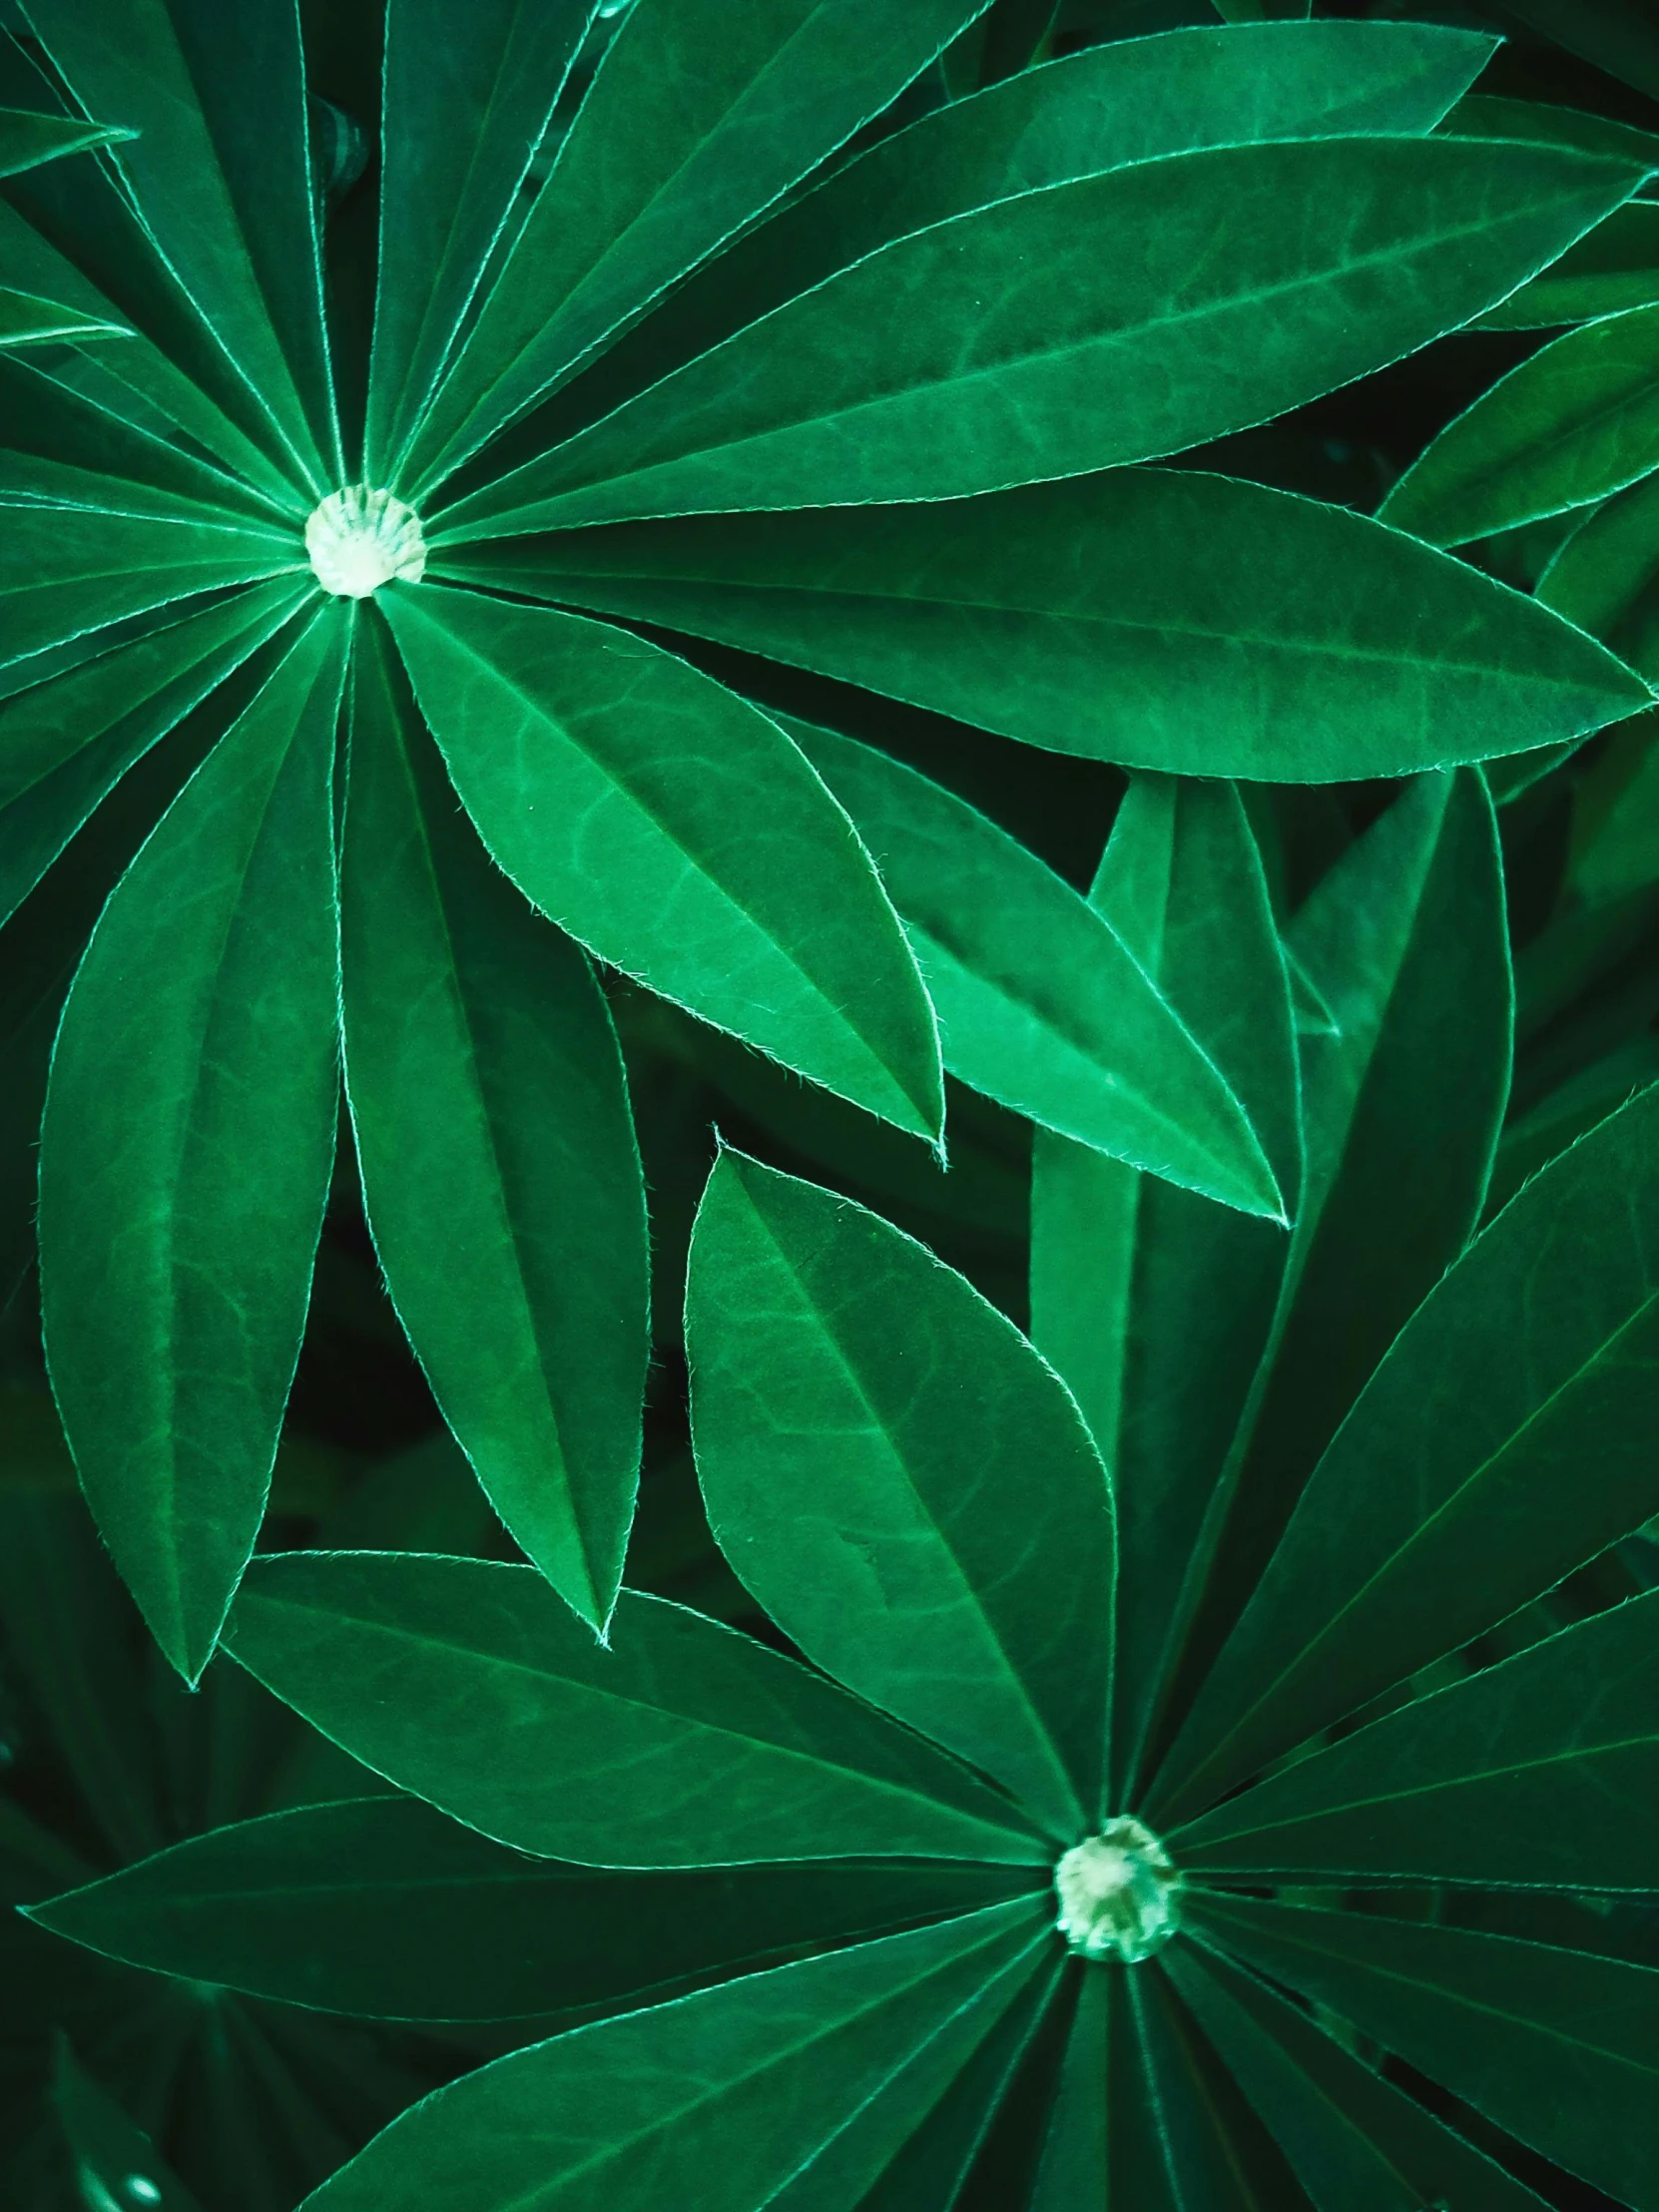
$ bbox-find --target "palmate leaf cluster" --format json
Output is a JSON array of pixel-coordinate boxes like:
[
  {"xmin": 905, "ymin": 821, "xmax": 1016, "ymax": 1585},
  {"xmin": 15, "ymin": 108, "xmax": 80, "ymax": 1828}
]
[{"xmin": 6, "ymin": 0, "xmax": 1659, "ymax": 2206}]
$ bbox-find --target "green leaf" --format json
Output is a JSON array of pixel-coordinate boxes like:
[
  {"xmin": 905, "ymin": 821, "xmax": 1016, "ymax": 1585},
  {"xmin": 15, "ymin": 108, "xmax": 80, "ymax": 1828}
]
[
  {"xmin": 686, "ymin": 1147, "xmax": 1112, "ymax": 1842},
  {"xmin": 443, "ymin": 472, "xmax": 1651, "ymax": 780},
  {"xmin": 1030, "ymin": 777, "xmax": 1298, "ymax": 1801},
  {"xmin": 226, "ymin": 1551, "xmax": 1052, "ymax": 1866},
  {"xmin": 1438, "ymin": 91, "xmax": 1659, "ymax": 175},
  {"xmin": 364, "ymin": 0, "xmax": 595, "ymax": 480},
  {"xmin": 791, "ymin": 724, "xmax": 1283, "ymax": 1217},
  {"xmin": 1164, "ymin": 1943, "xmax": 1552, "ymax": 2212},
  {"xmin": 342, "ymin": 615, "xmax": 648, "ymax": 1633},
  {"xmin": 1132, "ymin": 1966, "xmax": 1309, "ymax": 2210},
  {"xmin": 400, "ymin": 0, "xmax": 994, "ymax": 495},
  {"xmin": 1536, "ymin": 462, "xmax": 1659, "ymax": 678},
  {"xmin": 39, "ymin": 608, "xmax": 347, "ymax": 1681},
  {"xmin": 1381, "ymin": 304, "xmax": 1659, "ymax": 547},
  {"xmin": 1174, "ymin": 1587, "xmax": 1659, "ymax": 1892},
  {"xmin": 0, "ymin": 285, "xmax": 129, "ymax": 345},
  {"xmin": 1499, "ymin": 1, "xmax": 1659, "ymax": 104},
  {"xmin": 432, "ymin": 139, "xmax": 1642, "ymax": 535},
  {"xmin": 1029, "ymin": 1971, "xmax": 1177, "ymax": 2212},
  {"xmin": 380, "ymin": 582, "xmax": 942, "ymax": 1139},
  {"xmin": 1472, "ymin": 201, "xmax": 1659, "ymax": 329},
  {"xmin": 28, "ymin": 1794, "xmax": 1035, "ymax": 2021},
  {"xmin": 19, "ymin": 0, "xmax": 339, "ymax": 489},
  {"xmin": 0, "ymin": 104, "xmax": 133, "ymax": 180},
  {"xmin": 297, "ymin": 1901, "xmax": 1052, "ymax": 2212},
  {"xmin": 1153, "ymin": 1080, "xmax": 1659, "ymax": 1826},
  {"xmin": 52, "ymin": 2038, "xmax": 204, "ymax": 2212},
  {"xmin": 1194, "ymin": 1893, "xmax": 1659, "ymax": 2212}
]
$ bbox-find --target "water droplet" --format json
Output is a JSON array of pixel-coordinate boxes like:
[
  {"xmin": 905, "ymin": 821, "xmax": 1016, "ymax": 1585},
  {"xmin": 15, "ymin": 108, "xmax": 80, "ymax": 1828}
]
[
  {"xmin": 124, "ymin": 2181, "xmax": 162, "ymax": 2208},
  {"xmin": 304, "ymin": 485, "xmax": 426, "ymax": 598},
  {"xmin": 1053, "ymin": 1816, "xmax": 1182, "ymax": 1964}
]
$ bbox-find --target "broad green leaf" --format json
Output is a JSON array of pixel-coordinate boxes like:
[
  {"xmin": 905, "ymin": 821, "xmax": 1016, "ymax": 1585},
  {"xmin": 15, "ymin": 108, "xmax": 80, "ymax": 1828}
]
[
  {"xmin": 1536, "ymin": 463, "xmax": 1659, "ymax": 677},
  {"xmin": 1132, "ymin": 1966, "xmax": 1309, "ymax": 2210},
  {"xmin": 1153, "ymin": 1081, "xmax": 1659, "ymax": 1827},
  {"xmin": 28, "ymin": 1795, "xmax": 1035, "ymax": 2021},
  {"xmin": 1473, "ymin": 202, "xmax": 1659, "ymax": 328},
  {"xmin": 1165, "ymin": 1943, "xmax": 1551, "ymax": 2212},
  {"xmin": 432, "ymin": 139, "xmax": 1643, "ymax": 536},
  {"xmin": 0, "ymin": 104, "xmax": 133, "ymax": 180},
  {"xmin": 0, "ymin": 505, "xmax": 301, "ymax": 679},
  {"xmin": 1438, "ymin": 91, "xmax": 1659, "ymax": 175},
  {"xmin": 298, "ymin": 1902, "xmax": 1052, "ymax": 2212},
  {"xmin": 686, "ymin": 1148, "xmax": 1112, "ymax": 1842},
  {"xmin": 343, "ymin": 616, "xmax": 648, "ymax": 1633},
  {"xmin": 226, "ymin": 1552, "xmax": 1052, "ymax": 1867},
  {"xmin": 1381, "ymin": 305, "xmax": 1659, "ymax": 547},
  {"xmin": 442, "ymin": 473, "xmax": 1651, "ymax": 779},
  {"xmin": 20, "ymin": 0, "xmax": 338, "ymax": 489},
  {"xmin": 1147, "ymin": 771, "xmax": 1513, "ymax": 1787},
  {"xmin": 0, "ymin": 579, "xmax": 309, "ymax": 928},
  {"xmin": 792, "ymin": 724, "xmax": 1283, "ymax": 1218},
  {"xmin": 39, "ymin": 609, "xmax": 347, "ymax": 1681},
  {"xmin": 1030, "ymin": 777, "xmax": 1298, "ymax": 1803},
  {"xmin": 400, "ymin": 0, "xmax": 994, "ymax": 494},
  {"xmin": 1194, "ymin": 1894, "xmax": 1659, "ymax": 2212},
  {"xmin": 380, "ymin": 583, "xmax": 942, "ymax": 1140},
  {"xmin": 1174, "ymin": 1588, "xmax": 1659, "ymax": 1892},
  {"xmin": 0, "ymin": 286, "xmax": 128, "ymax": 345},
  {"xmin": 365, "ymin": 0, "xmax": 596, "ymax": 479}
]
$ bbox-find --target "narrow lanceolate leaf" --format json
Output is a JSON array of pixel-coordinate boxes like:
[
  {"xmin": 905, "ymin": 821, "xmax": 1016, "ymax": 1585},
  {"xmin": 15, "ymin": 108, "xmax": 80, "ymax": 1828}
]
[
  {"xmin": 1153, "ymin": 1081, "xmax": 1659, "ymax": 1827},
  {"xmin": 343, "ymin": 618, "xmax": 648, "ymax": 1633},
  {"xmin": 0, "ymin": 287, "xmax": 129, "ymax": 346},
  {"xmin": 1537, "ymin": 464, "xmax": 1659, "ymax": 679},
  {"xmin": 39, "ymin": 610, "xmax": 347, "ymax": 1681},
  {"xmin": 432, "ymin": 139, "xmax": 1642, "ymax": 535},
  {"xmin": 1131, "ymin": 1969, "xmax": 1309, "ymax": 2210},
  {"xmin": 687, "ymin": 1150, "xmax": 1113, "ymax": 1842},
  {"xmin": 227, "ymin": 1553, "xmax": 1050, "ymax": 1867},
  {"xmin": 1175, "ymin": 1588, "xmax": 1659, "ymax": 1893},
  {"xmin": 380, "ymin": 584, "xmax": 942, "ymax": 1140},
  {"xmin": 1030, "ymin": 777, "xmax": 1299, "ymax": 1804},
  {"xmin": 444, "ymin": 474, "xmax": 1651, "ymax": 780},
  {"xmin": 401, "ymin": 0, "xmax": 996, "ymax": 494},
  {"xmin": 1381, "ymin": 304, "xmax": 1659, "ymax": 547},
  {"xmin": 298, "ymin": 1903, "xmax": 1052, "ymax": 2212},
  {"xmin": 27, "ymin": 1796, "xmax": 1034, "ymax": 2021},
  {"xmin": 792, "ymin": 725, "xmax": 1283, "ymax": 1218},
  {"xmin": 1030, "ymin": 1970, "xmax": 1177, "ymax": 2212},
  {"xmin": 1472, "ymin": 202, "xmax": 1659, "ymax": 329},
  {"xmin": 365, "ymin": 0, "xmax": 596, "ymax": 480},
  {"xmin": 1437, "ymin": 90, "xmax": 1659, "ymax": 175},
  {"xmin": 1164, "ymin": 1945, "xmax": 1552, "ymax": 2212},
  {"xmin": 0, "ymin": 104, "xmax": 133, "ymax": 180},
  {"xmin": 1194, "ymin": 1895, "xmax": 1659, "ymax": 2212}
]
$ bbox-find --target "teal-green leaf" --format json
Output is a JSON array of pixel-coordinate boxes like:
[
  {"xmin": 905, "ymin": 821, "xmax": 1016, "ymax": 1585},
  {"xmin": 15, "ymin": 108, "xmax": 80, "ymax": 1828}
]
[
  {"xmin": 1174, "ymin": 1588, "xmax": 1659, "ymax": 1892},
  {"xmin": 686, "ymin": 1148, "xmax": 1112, "ymax": 1842},
  {"xmin": 0, "ymin": 286, "xmax": 129, "ymax": 346},
  {"xmin": 1472, "ymin": 201, "xmax": 1659, "ymax": 329},
  {"xmin": 226, "ymin": 1552, "xmax": 1051, "ymax": 1867},
  {"xmin": 1030, "ymin": 776, "xmax": 1298, "ymax": 1803},
  {"xmin": 1536, "ymin": 462, "xmax": 1659, "ymax": 678},
  {"xmin": 380, "ymin": 582, "xmax": 942, "ymax": 1139},
  {"xmin": 1193, "ymin": 1894, "xmax": 1659, "ymax": 2212},
  {"xmin": 1381, "ymin": 303, "xmax": 1659, "ymax": 546},
  {"xmin": 52, "ymin": 2039, "xmax": 203, "ymax": 2212},
  {"xmin": 0, "ymin": 104, "xmax": 133, "ymax": 180},
  {"xmin": 1029, "ymin": 1971, "xmax": 1177, "ymax": 2212},
  {"xmin": 1437, "ymin": 91, "xmax": 1659, "ymax": 176},
  {"xmin": 1132, "ymin": 1966, "xmax": 1308, "ymax": 2210},
  {"xmin": 442, "ymin": 473, "xmax": 1651, "ymax": 779},
  {"xmin": 432, "ymin": 138, "xmax": 1642, "ymax": 535},
  {"xmin": 1153, "ymin": 1080, "xmax": 1659, "ymax": 1827},
  {"xmin": 39, "ymin": 608, "xmax": 347, "ymax": 1681},
  {"xmin": 400, "ymin": 0, "xmax": 995, "ymax": 496},
  {"xmin": 791, "ymin": 724, "xmax": 1283, "ymax": 1217},
  {"xmin": 27, "ymin": 1794, "xmax": 1035, "ymax": 2021},
  {"xmin": 297, "ymin": 1901, "xmax": 1052, "ymax": 2212},
  {"xmin": 343, "ymin": 615, "xmax": 648, "ymax": 1633}
]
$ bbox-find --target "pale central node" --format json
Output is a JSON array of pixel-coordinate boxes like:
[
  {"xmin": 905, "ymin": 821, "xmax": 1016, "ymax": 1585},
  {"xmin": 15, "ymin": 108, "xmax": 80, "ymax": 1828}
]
[
  {"xmin": 304, "ymin": 484, "xmax": 426, "ymax": 598},
  {"xmin": 1054, "ymin": 1816, "xmax": 1182, "ymax": 1964}
]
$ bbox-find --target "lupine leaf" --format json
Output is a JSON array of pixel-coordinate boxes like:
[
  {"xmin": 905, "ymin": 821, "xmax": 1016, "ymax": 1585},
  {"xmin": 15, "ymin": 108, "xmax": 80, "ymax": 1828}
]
[
  {"xmin": 39, "ymin": 608, "xmax": 347, "ymax": 1681},
  {"xmin": 0, "ymin": 104, "xmax": 133, "ymax": 180},
  {"xmin": 51, "ymin": 2040, "xmax": 203, "ymax": 2212},
  {"xmin": 380, "ymin": 582, "xmax": 943, "ymax": 1139},
  {"xmin": 1438, "ymin": 91, "xmax": 1659, "ymax": 174},
  {"xmin": 432, "ymin": 138, "xmax": 1643, "ymax": 535},
  {"xmin": 442, "ymin": 473, "xmax": 1652, "ymax": 779},
  {"xmin": 1132, "ymin": 1966, "xmax": 1310, "ymax": 2209},
  {"xmin": 226, "ymin": 1552, "xmax": 1052, "ymax": 1867},
  {"xmin": 1029, "ymin": 1971, "xmax": 1177, "ymax": 2212},
  {"xmin": 1472, "ymin": 202, "xmax": 1659, "ymax": 328},
  {"xmin": 0, "ymin": 286, "xmax": 128, "ymax": 345},
  {"xmin": 1536, "ymin": 463, "xmax": 1659, "ymax": 677},
  {"xmin": 296, "ymin": 1903, "xmax": 1053, "ymax": 2212},
  {"xmin": 1153, "ymin": 1080, "xmax": 1659, "ymax": 1826},
  {"xmin": 792, "ymin": 724, "xmax": 1284, "ymax": 1217},
  {"xmin": 686, "ymin": 1148, "xmax": 1112, "ymax": 1841},
  {"xmin": 342, "ymin": 616, "xmax": 648, "ymax": 1633}
]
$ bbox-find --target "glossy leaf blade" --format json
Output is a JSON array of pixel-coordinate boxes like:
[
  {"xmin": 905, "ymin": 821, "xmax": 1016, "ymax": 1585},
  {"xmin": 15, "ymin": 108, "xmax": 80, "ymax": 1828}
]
[
  {"xmin": 435, "ymin": 139, "xmax": 1642, "ymax": 535},
  {"xmin": 1194, "ymin": 1894, "xmax": 1659, "ymax": 2212},
  {"xmin": 226, "ymin": 1553, "xmax": 1051, "ymax": 1867},
  {"xmin": 343, "ymin": 616, "xmax": 648, "ymax": 1632},
  {"xmin": 380, "ymin": 583, "xmax": 942, "ymax": 1139},
  {"xmin": 39, "ymin": 610, "xmax": 347, "ymax": 1680},
  {"xmin": 298, "ymin": 1902, "xmax": 1052, "ymax": 2212},
  {"xmin": 1155, "ymin": 1081, "xmax": 1659, "ymax": 1826},
  {"xmin": 1381, "ymin": 303, "xmax": 1659, "ymax": 546},
  {"xmin": 687, "ymin": 1148, "xmax": 1112, "ymax": 1841},
  {"xmin": 443, "ymin": 473, "xmax": 1651, "ymax": 779},
  {"xmin": 793, "ymin": 724, "xmax": 1282, "ymax": 1217}
]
